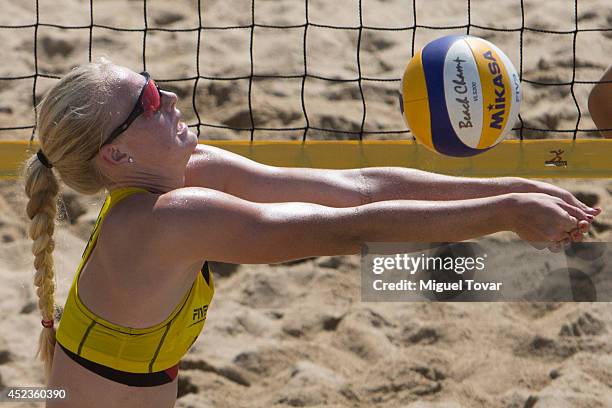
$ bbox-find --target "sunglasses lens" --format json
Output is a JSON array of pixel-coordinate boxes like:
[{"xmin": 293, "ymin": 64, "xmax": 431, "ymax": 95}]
[{"xmin": 141, "ymin": 79, "xmax": 161, "ymax": 116}]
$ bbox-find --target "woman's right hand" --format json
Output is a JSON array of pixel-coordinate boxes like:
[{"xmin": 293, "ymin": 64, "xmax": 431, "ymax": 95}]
[{"xmin": 504, "ymin": 192, "xmax": 595, "ymax": 251}]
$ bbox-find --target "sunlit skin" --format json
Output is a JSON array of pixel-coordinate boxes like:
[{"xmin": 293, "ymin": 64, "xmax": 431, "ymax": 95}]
[
  {"xmin": 588, "ymin": 65, "xmax": 612, "ymax": 138},
  {"xmin": 46, "ymin": 65, "xmax": 599, "ymax": 408}
]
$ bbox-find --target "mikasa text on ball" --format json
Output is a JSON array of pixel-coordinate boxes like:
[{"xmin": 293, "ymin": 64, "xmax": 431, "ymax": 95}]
[{"xmin": 400, "ymin": 35, "xmax": 521, "ymax": 157}]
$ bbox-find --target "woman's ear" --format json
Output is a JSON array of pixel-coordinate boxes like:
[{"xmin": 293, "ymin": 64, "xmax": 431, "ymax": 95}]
[{"xmin": 99, "ymin": 144, "xmax": 131, "ymax": 165}]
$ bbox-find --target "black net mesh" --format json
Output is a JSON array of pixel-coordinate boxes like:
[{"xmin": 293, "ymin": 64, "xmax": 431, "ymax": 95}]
[{"xmin": 0, "ymin": 0, "xmax": 610, "ymax": 142}]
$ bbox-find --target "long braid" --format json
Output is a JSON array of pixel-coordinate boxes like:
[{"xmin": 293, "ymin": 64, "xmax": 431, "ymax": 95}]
[
  {"xmin": 22, "ymin": 59, "xmax": 115, "ymax": 383},
  {"xmin": 24, "ymin": 155, "xmax": 60, "ymax": 383}
]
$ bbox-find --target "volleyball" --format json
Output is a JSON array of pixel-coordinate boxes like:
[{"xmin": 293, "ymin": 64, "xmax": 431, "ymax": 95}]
[{"xmin": 400, "ymin": 35, "xmax": 521, "ymax": 157}]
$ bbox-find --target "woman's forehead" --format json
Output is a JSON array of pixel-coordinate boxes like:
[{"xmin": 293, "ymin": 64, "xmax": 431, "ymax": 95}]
[
  {"xmin": 111, "ymin": 66, "xmax": 145, "ymax": 97},
  {"xmin": 106, "ymin": 67, "xmax": 146, "ymax": 125},
  {"xmin": 107, "ymin": 67, "xmax": 146, "ymax": 110}
]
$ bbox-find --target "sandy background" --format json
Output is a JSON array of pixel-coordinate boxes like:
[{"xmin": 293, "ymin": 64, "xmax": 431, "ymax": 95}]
[{"xmin": 1, "ymin": 0, "xmax": 612, "ymax": 407}]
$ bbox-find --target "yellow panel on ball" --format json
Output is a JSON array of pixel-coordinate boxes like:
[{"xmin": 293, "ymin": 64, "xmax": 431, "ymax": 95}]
[{"xmin": 400, "ymin": 49, "xmax": 434, "ymax": 150}]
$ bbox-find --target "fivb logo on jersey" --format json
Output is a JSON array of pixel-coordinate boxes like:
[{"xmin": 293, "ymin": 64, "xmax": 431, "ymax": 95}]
[{"xmin": 192, "ymin": 304, "xmax": 208, "ymax": 322}]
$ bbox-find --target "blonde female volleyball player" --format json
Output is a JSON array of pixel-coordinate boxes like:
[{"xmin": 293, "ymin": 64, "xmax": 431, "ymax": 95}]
[
  {"xmin": 25, "ymin": 61, "xmax": 599, "ymax": 408},
  {"xmin": 588, "ymin": 65, "xmax": 612, "ymax": 138}
]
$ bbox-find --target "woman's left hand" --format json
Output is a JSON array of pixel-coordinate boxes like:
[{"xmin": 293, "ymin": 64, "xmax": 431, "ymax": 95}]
[
  {"xmin": 513, "ymin": 178, "xmax": 601, "ymax": 247},
  {"xmin": 519, "ymin": 179, "xmax": 601, "ymax": 217}
]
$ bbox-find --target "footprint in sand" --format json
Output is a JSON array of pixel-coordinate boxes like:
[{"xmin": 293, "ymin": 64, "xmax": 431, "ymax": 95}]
[
  {"xmin": 321, "ymin": 314, "xmax": 343, "ymax": 331},
  {"xmin": 523, "ymin": 395, "xmax": 539, "ymax": 408},
  {"xmin": 0, "ymin": 350, "xmax": 11, "ymax": 365},
  {"xmin": 509, "ymin": 302, "xmax": 563, "ymax": 320},
  {"xmin": 522, "ymin": 335, "xmax": 577, "ymax": 359},
  {"xmin": 564, "ymin": 242, "xmax": 606, "ymax": 261},
  {"xmin": 239, "ymin": 273, "xmax": 289, "ymax": 308},
  {"xmin": 19, "ymin": 301, "xmax": 36, "ymax": 314},
  {"xmin": 177, "ymin": 375, "xmax": 198, "ymax": 399},
  {"xmin": 184, "ymin": 358, "xmax": 250, "ymax": 387},
  {"xmin": 1, "ymin": 229, "xmax": 19, "ymax": 243},
  {"xmin": 153, "ymin": 12, "xmax": 185, "ymax": 27},
  {"xmin": 204, "ymin": 82, "xmax": 238, "ymax": 108},
  {"xmin": 407, "ymin": 327, "xmax": 440, "ymax": 345},
  {"xmin": 563, "ymin": 267, "xmax": 598, "ymax": 301},
  {"xmin": 559, "ymin": 312, "xmax": 606, "ymax": 337},
  {"xmin": 40, "ymin": 35, "xmax": 76, "ymax": 58},
  {"xmin": 362, "ymin": 31, "xmax": 396, "ymax": 53},
  {"xmin": 223, "ymin": 109, "xmax": 254, "ymax": 129},
  {"xmin": 364, "ymin": 361, "xmax": 445, "ymax": 402},
  {"xmin": 289, "ymin": 361, "xmax": 346, "ymax": 387},
  {"xmin": 233, "ymin": 348, "xmax": 294, "ymax": 377},
  {"xmin": 390, "ymin": 325, "xmax": 442, "ymax": 348},
  {"xmin": 0, "ymin": 218, "xmax": 26, "ymax": 243}
]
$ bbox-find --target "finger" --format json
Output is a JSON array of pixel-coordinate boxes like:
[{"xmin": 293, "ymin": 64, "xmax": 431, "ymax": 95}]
[
  {"xmin": 570, "ymin": 196, "xmax": 595, "ymax": 213},
  {"xmin": 553, "ymin": 231, "xmax": 571, "ymax": 242},
  {"xmin": 562, "ymin": 214, "xmax": 579, "ymax": 232},
  {"xmin": 570, "ymin": 229, "xmax": 582, "ymax": 240},
  {"xmin": 559, "ymin": 202, "xmax": 591, "ymax": 222},
  {"xmin": 586, "ymin": 207, "xmax": 601, "ymax": 216},
  {"xmin": 578, "ymin": 220, "xmax": 590, "ymax": 234},
  {"xmin": 579, "ymin": 203, "xmax": 602, "ymax": 216},
  {"xmin": 575, "ymin": 200, "xmax": 600, "ymax": 215},
  {"xmin": 564, "ymin": 192, "xmax": 600, "ymax": 215}
]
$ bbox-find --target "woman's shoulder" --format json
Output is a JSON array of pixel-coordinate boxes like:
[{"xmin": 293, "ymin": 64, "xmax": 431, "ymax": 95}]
[{"xmin": 94, "ymin": 190, "xmax": 198, "ymax": 277}]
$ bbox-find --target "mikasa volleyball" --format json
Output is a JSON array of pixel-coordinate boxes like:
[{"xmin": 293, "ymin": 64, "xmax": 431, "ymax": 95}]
[{"xmin": 400, "ymin": 35, "xmax": 521, "ymax": 157}]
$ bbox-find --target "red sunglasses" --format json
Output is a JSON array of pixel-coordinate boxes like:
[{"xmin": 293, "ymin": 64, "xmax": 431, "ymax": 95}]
[{"xmin": 91, "ymin": 71, "xmax": 162, "ymax": 159}]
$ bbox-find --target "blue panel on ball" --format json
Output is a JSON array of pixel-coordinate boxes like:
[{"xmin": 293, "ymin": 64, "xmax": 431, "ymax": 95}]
[{"xmin": 422, "ymin": 35, "xmax": 491, "ymax": 157}]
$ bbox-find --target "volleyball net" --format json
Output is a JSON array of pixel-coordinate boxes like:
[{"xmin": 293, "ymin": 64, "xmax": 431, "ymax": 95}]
[{"xmin": 0, "ymin": 0, "xmax": 611, "ymax": 177}]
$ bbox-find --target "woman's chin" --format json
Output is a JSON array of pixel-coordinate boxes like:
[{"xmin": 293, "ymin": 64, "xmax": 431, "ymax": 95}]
[
  {"xmin": 177, "ymin": 127, "xmax": 196, "ymax": 142},
  {"xmin": 186, "ymin": 129, "xmax": 198, "ymax": 146},
  {"xmin": 180, "ymin": 130, "xmax": 199, "ymax": 154}
]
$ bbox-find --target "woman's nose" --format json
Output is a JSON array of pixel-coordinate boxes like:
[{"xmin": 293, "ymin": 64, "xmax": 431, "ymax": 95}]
[{"xmin": 163, "ymin": 90, "xmax": 178, "ymax": 111}]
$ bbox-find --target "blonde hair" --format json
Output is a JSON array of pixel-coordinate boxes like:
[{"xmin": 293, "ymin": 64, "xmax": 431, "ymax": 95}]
[{"xmin": 23, "ymin": 60, "xmax": 117, "ymax": 382}]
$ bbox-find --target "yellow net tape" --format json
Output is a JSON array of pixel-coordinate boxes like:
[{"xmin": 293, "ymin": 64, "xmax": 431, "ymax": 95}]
[{"xmin": 2, "ymin": 139, "xmax": 611, "ymax": 179}]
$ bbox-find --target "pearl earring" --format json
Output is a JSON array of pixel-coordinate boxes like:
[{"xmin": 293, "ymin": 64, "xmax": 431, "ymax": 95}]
[{"xmin": 128, "ymin": 156, "xmax": 134, "ymax": 163}]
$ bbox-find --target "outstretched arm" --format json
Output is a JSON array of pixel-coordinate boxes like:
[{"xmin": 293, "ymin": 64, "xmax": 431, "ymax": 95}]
[
  {"xmin": 153, "ymin": 187, "xmax": 591, "ymax": 265},
  {"xmin": 588, "ymin": 65, "xmax": 612, "ymax": 138},
  {"xmin": 184, "ymin": 144, "xmax": 598, "ymax": 215}
]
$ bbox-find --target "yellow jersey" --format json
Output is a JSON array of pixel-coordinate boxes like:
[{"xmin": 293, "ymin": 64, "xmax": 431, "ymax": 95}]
[{"xmin": 56, "ymin": 187, "xmax": 215, "ymax": 376}]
